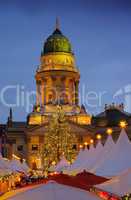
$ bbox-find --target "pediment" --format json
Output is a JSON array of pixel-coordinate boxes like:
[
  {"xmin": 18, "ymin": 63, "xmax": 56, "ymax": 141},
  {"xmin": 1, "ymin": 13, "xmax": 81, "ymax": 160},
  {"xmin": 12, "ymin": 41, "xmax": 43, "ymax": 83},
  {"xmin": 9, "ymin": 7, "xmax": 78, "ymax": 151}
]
[
  {"xmin": 26, "ymin": 121, "xmax": 92, "ymax": 137},
  {"xmin": 27, "ymin": 124, "xmax": 48, "ymax": 136}
]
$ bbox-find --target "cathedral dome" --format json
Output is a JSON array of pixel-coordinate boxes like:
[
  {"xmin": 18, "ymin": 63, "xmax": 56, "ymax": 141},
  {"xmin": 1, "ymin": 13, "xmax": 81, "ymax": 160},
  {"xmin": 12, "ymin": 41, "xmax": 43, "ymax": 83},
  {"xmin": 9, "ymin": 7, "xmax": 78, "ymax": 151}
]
[{"xmin": 42, "ymin": 28, "xmax": 72, "ymax": 55}]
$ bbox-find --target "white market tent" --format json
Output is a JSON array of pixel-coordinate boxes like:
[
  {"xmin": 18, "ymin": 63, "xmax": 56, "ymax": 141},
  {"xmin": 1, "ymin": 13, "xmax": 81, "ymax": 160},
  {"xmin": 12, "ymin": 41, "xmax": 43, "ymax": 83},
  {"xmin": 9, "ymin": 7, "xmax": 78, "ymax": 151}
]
[
  {"xmin": 83, "ymin": 140, "xmax": 104, "ymax": 170},
  {"xmin": 0, "ymin": 154, "xmax": 29, "ymax": 175},
  {"xmin": 9, "ymin": 159, "xmax": 23, "ymax": 172},
  {"xmin": 9, "ymin": 159, "xmax": 29, "ymax": 173},
  {"xmin": 65, "ymin": 144, "xmax": 103, "ymax": 175},
  {"xmin": 64, "ymin": 148, "xmax": 89, "ymax": 175},
  {"xmin": 89, "ymin": 143, "xmax": 96, "ymax": 154},
  {"xmin": 96, "ymin": 168, "xmax": 131, "ymax": 196},
  {"xmin": 91, "ymin": 134, "xmax": 115, "ymax": 173},
  {"xmin": 74, "ymin": 140, "xmax": 104, "ymax": 173},
  {"xmin": 94, "ymin": 128, "xmax": 131, "ymax": 177},
  {"xmin": 0, "ymin": 156, "xmax": 13, "ymax": 176},
  {"xmin": 54, "ymin": 156, "xmax": 70, "ymax": 172},
  {"xmin": 68, "ymin": 148, "xmax": 89, "ymax": 170},
  {"xmin": 21, "ymin": 160, "xmax": 30, "ymax": 173},
  {"xmin": 0, "ymin": 155, "xmax": 13, "ymax": 175},
  {"xmin": 8, "ymin": 181, "xmax": 101, "ymax": 200},
  {"xmin": 0, "ymin": 153, "xmax": 10, "ymax": 170}
]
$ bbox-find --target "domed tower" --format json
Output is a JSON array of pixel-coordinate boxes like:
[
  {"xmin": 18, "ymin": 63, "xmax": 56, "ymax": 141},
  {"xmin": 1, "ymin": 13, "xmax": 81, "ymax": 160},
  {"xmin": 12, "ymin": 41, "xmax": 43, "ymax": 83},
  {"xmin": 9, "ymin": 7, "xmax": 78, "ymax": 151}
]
[
  {"xmin": 36, "ymin": 20, "xmax": 80, "ymax": 111},
  {"xmin": 28, "ymin": 20, "xmax": 91, "ymax": 125}
]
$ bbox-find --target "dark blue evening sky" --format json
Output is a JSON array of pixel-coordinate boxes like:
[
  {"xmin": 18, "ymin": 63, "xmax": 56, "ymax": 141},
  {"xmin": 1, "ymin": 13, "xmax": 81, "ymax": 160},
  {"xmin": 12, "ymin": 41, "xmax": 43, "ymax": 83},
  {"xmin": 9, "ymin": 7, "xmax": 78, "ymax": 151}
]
[{"xmin": 0, "ymin": 0, "xmax": 131, "ymax": 122}]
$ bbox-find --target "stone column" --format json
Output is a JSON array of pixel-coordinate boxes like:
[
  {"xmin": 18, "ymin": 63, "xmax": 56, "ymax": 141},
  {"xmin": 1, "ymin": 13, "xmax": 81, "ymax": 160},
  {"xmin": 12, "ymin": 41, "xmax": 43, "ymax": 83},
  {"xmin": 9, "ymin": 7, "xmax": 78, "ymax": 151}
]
[
  {"xmin": 41, "ymin": 80, "xmax": 44, "ymax": 105},
  {"xmin": 36, "ymin": 80, "xmax": 41, "ymax": 106},
  {"xmin": 72, "ymin": 80, "xmax": 76, "ymax": 105},
  {"xmin": 36, "ymin": 81, "xmax": 39, "ymax": 106},
  {"xmin": 43, "ymin": 79, "xmax": 47, "ymax": 105},
  {"xmin": 75, "ymin": 81, "xmax": 79, "ymax": 105}
]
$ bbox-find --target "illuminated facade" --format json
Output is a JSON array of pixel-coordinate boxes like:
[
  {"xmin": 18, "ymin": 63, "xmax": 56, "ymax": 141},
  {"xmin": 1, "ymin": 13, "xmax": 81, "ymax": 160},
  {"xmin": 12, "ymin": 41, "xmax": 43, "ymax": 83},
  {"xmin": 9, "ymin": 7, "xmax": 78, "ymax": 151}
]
[
  {"xmin": 28, "ymin": 20, "xmax": 91, "ymax": 126},
  {"xmin": 25, "ymin": 21, "xmax": 91, "ymax": 168}
]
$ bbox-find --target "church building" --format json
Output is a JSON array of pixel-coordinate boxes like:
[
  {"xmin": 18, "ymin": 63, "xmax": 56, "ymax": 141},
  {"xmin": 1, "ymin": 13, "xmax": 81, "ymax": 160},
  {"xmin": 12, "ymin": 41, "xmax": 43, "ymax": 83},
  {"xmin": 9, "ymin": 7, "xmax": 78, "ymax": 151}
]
[{"xmin": 1, "ymin": 21, "xmax": 91, "ymax": 169}]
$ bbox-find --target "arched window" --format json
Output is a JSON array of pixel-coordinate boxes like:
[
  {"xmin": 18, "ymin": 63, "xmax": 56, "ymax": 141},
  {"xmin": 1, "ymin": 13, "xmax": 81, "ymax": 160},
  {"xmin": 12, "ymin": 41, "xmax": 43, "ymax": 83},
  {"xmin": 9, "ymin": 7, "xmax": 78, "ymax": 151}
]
[
  {"xmin": 59, "ymin": 93, "xmax": 69, "ymax": 105},
  {"xmin": 48, "ymin": 94, "xmax": 53, "ymax": 104},
  {"xmin": 47, "ymin": 90, "xmax": 56, "ymax": 104}
]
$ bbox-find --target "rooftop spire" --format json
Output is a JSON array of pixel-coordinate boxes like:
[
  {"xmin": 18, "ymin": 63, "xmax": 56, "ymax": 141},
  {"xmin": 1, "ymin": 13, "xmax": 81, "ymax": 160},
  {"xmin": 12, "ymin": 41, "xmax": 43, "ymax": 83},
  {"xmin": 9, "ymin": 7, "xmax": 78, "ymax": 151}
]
[
  {"xmin": 9, "ymin": 107, "xmax": 13, "ymax": 121},
  {"xmin": 55, "ymin": 17, "xmax": 60, "ymax": 30},
  {"xmin": 7, "ymin": 108, "xmax": 13, "ymax": 127}
]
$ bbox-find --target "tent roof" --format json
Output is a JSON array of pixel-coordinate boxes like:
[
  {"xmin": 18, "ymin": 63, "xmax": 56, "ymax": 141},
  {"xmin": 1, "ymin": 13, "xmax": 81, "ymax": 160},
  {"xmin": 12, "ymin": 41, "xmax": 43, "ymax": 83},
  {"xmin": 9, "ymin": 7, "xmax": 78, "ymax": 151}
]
[
  {"xmin": 92, "ymin": 135, "xmax": 115, "ymax": 173},
  {"xmin": 67, "ymin": 149, "xmax": 89, "ymax": 170},
  {"xmin": 9, "ymin": 159, "xmax": 28, "ymax": 173},
  {"xmin": 96, "ymin": 168, "xmax": 131, "ymax": 196},
  {"xmin": 83, "ymin": 140, "xmax": 103, "ymax": 170},
  {"xmin": 8, "ymin": 181, "xmax": 101, "ymax": 200},
  {"xmin": 0, "ymin": 157, "xmax": 10, "ymax": 169},
  {"xmin": 65, "ymin": 142, "xmax": 104, "ymax": 175},
  {"xmin": 55, "ymin": 156, "xmax": 69, "ymax": 172},
  {"xmin": 95, "ymin": 129, "xmax": 131, "ymax": 177}
]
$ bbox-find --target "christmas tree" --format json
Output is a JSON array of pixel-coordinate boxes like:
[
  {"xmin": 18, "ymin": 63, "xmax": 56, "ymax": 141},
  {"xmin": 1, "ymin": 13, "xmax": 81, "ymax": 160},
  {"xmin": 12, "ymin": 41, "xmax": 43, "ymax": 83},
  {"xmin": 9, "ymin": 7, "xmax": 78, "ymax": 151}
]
[{"xmin": 43, "ymin": 106, "xmax": 78, "ymax": 170}]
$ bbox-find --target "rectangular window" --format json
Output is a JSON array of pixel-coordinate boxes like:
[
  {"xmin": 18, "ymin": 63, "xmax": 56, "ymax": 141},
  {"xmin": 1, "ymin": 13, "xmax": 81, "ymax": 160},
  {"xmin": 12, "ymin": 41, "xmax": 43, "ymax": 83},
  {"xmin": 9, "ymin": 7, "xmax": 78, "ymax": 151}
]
[
  {"xmin": 17, "ymin": 145, "xmax": 23, "ymax": 151},
  {"xmin": 32, "ymin": 144, "xmax": 38, "ymax": 151}
]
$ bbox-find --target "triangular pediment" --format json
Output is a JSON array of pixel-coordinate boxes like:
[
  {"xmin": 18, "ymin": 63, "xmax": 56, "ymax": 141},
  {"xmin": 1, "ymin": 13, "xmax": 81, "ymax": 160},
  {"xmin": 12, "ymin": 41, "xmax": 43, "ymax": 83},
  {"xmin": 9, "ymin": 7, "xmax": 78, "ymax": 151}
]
[
  {"xmin": 27, "ymin": 124, "xmax": 48, "ymax": 136},
  {"xmin": 27, "ymin": 121, "xmax": 92, "ymax": 137}
]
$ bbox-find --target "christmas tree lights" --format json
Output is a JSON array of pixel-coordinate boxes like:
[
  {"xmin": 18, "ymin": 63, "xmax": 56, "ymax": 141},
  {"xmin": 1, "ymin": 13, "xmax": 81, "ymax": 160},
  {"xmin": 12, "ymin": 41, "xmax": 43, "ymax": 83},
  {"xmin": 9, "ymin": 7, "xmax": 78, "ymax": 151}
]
[{"xmin": 43, "ymin": 106, "xmax": 78, "ymax": 170}]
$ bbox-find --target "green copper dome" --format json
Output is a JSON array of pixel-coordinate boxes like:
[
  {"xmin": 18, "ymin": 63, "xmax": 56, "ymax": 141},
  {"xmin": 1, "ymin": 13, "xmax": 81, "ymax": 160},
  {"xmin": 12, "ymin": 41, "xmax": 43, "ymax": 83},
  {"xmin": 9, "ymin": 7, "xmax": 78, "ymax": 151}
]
[{"xmin": 42, "ymin": 28, "xmax": 72, "ymax": 55}]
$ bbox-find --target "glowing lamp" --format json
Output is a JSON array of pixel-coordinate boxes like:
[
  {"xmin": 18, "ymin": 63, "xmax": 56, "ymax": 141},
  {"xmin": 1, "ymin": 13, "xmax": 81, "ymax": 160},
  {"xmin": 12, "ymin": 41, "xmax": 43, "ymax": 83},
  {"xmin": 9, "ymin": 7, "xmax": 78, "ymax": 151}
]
[
  {"xmin": 79, "ymin": 145, "xmax": 83, "ymax": 149},
  {"xmin": 18, "ymin": 177, "xmax": 21, "ymax": 182},
  {"xmin": 96, "ymin": 134, "xmax": 102, "ymax": 140},
  {"xmin": 84, "ymin": 142, "xmax": 88, "ymax": 146},
  {"xmin": 52, "ymin": 161, "xmax": 56, "ymax": 166},
  {"xmin": 90, "ymin": 139, "xmax": 94, "ymax": 144},
  {"xmin": 107, "ymin": 128, "xmax": 113, "ymax": 135},
  {"xmin": 119, "ymin": 121, "xmax": 127, "ymax": 128},
  {"xmin": 99, "ymin": 191, "xmax": 109, "ymax": 200}
]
